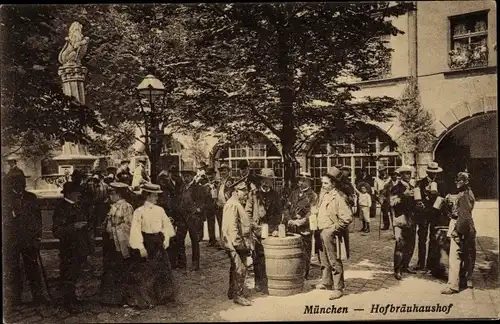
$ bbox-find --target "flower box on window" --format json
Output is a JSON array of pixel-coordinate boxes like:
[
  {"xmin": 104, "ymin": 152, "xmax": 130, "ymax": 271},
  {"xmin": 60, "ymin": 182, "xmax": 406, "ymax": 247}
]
[{"xmin": 448, "ymin": 44, "xmax": 488, "ymax": 70}]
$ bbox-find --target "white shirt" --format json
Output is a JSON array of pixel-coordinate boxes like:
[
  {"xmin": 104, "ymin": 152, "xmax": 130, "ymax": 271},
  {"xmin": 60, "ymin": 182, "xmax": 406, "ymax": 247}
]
[
  {"xmin": 374, "ymin": 176, "xmax": 390, "ymax": 193},
  {"xmin": 217, "ymin": 178, "xmax": 229, "ymax": 206},
  {"xmin": 129, "ymin": 201, "xmax": 175, "ymax": 251},
  {"xmin": 358, "ymin": 192, "xmax": 372, "ymax": 208}
]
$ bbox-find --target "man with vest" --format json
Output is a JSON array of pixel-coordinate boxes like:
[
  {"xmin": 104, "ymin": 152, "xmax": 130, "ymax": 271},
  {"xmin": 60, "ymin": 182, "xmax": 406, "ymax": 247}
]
[
  {"xmin": 215, "ymin": 163, "xmax": 234, "ymax": 249},
  {"xmin": 375, "ymin": 166, "xmax": 391, "ymax": 230},
  {"xmin": 390, "ymin": 165, "xmax": 417, "ymax": 280},
  {"xmin": 412, "ymin": 161, "xmax": 448, "ymax": 274},
  {"xmin": 284, "ymin": 171, "xmax": 318, "ymax": 279}
]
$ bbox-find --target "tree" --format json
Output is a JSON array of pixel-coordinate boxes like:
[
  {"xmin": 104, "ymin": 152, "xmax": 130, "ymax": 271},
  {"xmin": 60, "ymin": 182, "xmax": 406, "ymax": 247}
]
[
  {"xmin": 0, "ymin": 5, "xmax": 105, "ymax": 159},
  {"xmin": 180, "ymin": 2, "xmax": 415, "ymax": 190},
  {"xmin": 396, "ymin": 76, "xmax": 436, "ymax": 177}
]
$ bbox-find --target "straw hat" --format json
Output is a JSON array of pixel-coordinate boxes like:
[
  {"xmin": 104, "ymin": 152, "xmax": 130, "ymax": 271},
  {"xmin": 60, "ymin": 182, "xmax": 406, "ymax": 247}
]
[
  {"xmin": 218, "ymin": 163, "xmax": 230, "ymax": 171},
  {"xmin": 425, "ymin": 161, "xmax": 443, "ymax": 173},
  {"xmin": 140, "ymin": 183, "xmax": 163, "ymax": 194},
  {"xmin": 326, "ymin": 166, "xmax": 342, "ymax": 179},
  {"xmin": 298, "ymin": 171, "xmax": 313, "ymax": 180},
  {"xmin": 259, "ymin": 168, "xmax": 277, "ymax": 179},
  {"xmin": 109, "ymin": 182, "xmax": 129, "ymax": 189},
  {"xmin": 396, "ymin": 165, "xmax": 413, "ymax": 174}
]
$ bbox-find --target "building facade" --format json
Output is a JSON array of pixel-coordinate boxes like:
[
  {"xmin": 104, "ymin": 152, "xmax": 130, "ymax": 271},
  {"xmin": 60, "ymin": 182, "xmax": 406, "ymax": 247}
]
[{"xmin": 5, "ymin": 1, "xmax": 497, "ymax": 200}]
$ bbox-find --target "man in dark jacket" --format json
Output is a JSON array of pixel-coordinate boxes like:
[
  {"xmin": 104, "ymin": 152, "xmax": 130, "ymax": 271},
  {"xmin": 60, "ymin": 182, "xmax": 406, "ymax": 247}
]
[
  {"xmin": 251, "ymin": 168, "xmax": 283, "ymax": 293},
  {"xmin": 284, "ymin": 172, "xmax": 318, "ymax": 279},
  {"xmin": 203, "ymin": 167, "xmax": 219, "ymax": 246},
  {"xmin": 441, "ymin": 172, "xmax": 476, "ymax": 294},
  {"xmin": 175, "ymin": 170, "xmax": 211, "ymax": 272},
  {"xmin": 3, "ymin": 174, "xmax": 47, "ymax": 308},
  {"xmin": 412, "ymin": 161, "xmax": 448, "ymax": 273},
  {"xmin": 53, "ymin": 181, "xmax": 93, "ymax": 313},
  {"xmin": 390, "ymin": 165, "xmax": 416, "ymax": 280}
]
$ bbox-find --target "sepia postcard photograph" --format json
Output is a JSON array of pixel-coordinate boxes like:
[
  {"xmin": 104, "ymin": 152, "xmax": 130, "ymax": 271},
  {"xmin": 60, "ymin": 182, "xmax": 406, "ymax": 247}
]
[{"xmin": 1, "ymin": 1, "xmax": 498, "ymax": 322}]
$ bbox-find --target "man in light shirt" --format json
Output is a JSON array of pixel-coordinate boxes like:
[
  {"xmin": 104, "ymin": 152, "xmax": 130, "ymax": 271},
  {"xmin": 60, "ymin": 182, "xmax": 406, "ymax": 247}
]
[
  {"xmin": 215, "ymin": 163, "xmax": 234, "ymax": 248},
  {"xmin": 131, "ymin": 156, "xmax": 150, "ymax": 191}
]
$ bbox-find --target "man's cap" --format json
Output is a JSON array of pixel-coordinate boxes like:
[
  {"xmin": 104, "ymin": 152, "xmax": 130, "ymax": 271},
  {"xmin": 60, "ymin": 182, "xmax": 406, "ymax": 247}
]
[
  {"xmin": 197, "ymin": 161, "xmax": 208, "ymax": 169},
  {"xmin": 136, "ymin": 156, "xmax": 147, "ymax": 163},
  {"xmin": 230, "ymin": 178, "xmax": 248, "ymax": 191},
  {"xmin": 425, "ymin": 161, "xmax": 443, "ymax": 173},
  {"xmin": 206, "ymin": 167, "xmax": 216, "ymax": 176},
  {"xmin": 158, "ymin": 170, "xmax": 170, "ymax": 178},
  {"xmin": 218, "ymin": 163, "xmax": 230, "ymax": 171},
  {"xmin": 326, "ymin": 166, "xmax": 342, "ymax": 179},
  {"xmin": 109, "ymin": 182, "xmax": 129, "ymax": 190},
  {"xmin": 140, "ymin": 183, "xmax": 163, "ymax": 194},
  {"xmin": 106, "ymin": 166, "xmax": 118, "ymax": 174},
  {"xmin": 61, "ymin": 181, "xmax": 82, "ymax": 195},
  {"xmin": 237, "ymin": 160, "xmax": 250, "ymax": 169},
  {"xmin": 120, "ymin": 159, "xmax": 130, "ymax": 164},
  {"xmin": 259, "ymin": 168, "xmax": 277, "ymax": 179},
  {"xmin": 396, "ymin": 165, "xmax": 413, "ymax": 174},
  {"xmin": 378, "ymin": 165, "xmax": 388, "ymax": 172},
  {"xmin": 298, "ymin": 171, "xmax": 313, "ymax": 180},
  {"xmin": 455, "ymin": 172, "xmax": 469, "ymax": 182}
]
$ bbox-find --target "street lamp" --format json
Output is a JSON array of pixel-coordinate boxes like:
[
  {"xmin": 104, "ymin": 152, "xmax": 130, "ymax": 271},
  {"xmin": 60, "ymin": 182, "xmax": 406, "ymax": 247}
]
[{"xmin": 136, "ymin": 74, "xmax": 167, "ymax": 183}]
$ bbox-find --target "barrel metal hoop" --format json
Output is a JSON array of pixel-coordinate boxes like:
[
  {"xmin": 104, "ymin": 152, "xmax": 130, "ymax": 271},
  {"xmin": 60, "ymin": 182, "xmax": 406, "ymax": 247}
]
[
  {"xmin": 268, "ymin": 276, "xmax": 305, "ymax": 281},
  {"xmin": 265, "ymin": 253, "xmax": 304, "ymax": 259}
]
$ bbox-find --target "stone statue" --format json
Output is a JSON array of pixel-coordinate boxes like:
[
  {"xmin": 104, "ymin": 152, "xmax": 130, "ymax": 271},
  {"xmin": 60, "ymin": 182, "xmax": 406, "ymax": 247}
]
[{"xmin": 58, "ymin": 22, "xmax": 90, "ymax": 66}]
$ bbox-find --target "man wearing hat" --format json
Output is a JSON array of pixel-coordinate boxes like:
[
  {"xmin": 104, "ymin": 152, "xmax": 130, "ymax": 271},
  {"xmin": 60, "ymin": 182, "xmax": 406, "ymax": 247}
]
[
  {"xmin": 374, "ymin": 166, "xmax": 392, "ymax": 231},
  {"xmin": 441, "ymin": 172, "xmax": 476, "ymax": 294},
  {"xmin": 202, "ymin": 167, "xmax": 220, "ymax": 246},
  {"xmin": 284, "ymin": 171, "xmax": 318, "ymax": 279},
  {"xmin": 82, "ymin": 170, "xmax": 110, "ymax": 241},
  {"xmin": 104, "ymin": 166, "xmax": 118, "ymax": 185},
  {"xmin": 390, "ymin": 165, "xmax": 417, "ymax": 280},
  {"xmin": 412, "ymin": 161, "xmax": 448, "ymax": 273},
  {"xmin": 3, "ymin": 173, "xmax": 48, "ymax": 308},
  {"xmin": 6, "ymin": 156, "xmax": 25, "ymax": 179},
  {"xmin": 131, "ymin": 156, "xmax": 150, "ymax": 191},
  {"xmin": 116, "ymin": 159, "xmax": 132, "ymax": 186},
  {"xmin": 381, "ymin": 171, "xmax": 401, "ymax": 236},
  {"xmin": 53, "ymin": 182, "xmax": 93, "ymax": 313},
  {"xmin": 221, "ymin": 178, "xmax": 252, "ymax": 306},
  {"xmin": 250, "ymin": 168, "xmax": 283, "ymax": 293},
  {"xmin": 336, "ymin": 165, "xmax": 357, "ymax": 212},
  {"xmin": 214, "ymin": 163, "xmax": 234, "ymax": 248}
]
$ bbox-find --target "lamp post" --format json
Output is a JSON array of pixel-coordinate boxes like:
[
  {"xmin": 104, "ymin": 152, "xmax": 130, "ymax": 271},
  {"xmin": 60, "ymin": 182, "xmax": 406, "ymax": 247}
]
[{"xmin": 136, "ymin": 73, "xmax": 167, "ymax": 183}]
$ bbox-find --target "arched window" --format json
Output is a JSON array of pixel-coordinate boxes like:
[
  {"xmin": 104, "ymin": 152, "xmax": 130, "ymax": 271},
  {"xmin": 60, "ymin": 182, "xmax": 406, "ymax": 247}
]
[
  {"xmin": 307, "ymin": 126, "xmax": 402, "ymax": 192},
  {"xmin": 213, "ymin": 134, "xmax": 283, "ymax": 180}
]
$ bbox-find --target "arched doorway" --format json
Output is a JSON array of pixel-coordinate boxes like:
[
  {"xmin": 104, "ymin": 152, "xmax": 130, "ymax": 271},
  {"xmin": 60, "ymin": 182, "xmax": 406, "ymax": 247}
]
[
  {"xmin": 306, "ymin": 125, "xmax": 402, "ymax": 193},
  {"xmin": 434, "ymin": 112, "xmax": 498, "ymax": 200},
  {"xmin": 211, "ymin": 132, "xmax": 283, "ymax": 181}
]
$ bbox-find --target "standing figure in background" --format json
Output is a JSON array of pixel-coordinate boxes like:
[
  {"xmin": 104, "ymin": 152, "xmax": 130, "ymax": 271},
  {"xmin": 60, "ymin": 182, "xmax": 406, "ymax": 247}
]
[
  {"xmin": 6, "ymin": 156, "xmax": 25, "ymax": 179},
  {"xmin": 313, "ymin": 167, "xmax": 352, "ymax": 300},
  {"xmin": 441, "ymin": 172, "xmax": 476, "ymax": 294},
  {"xmin": 375, "ymin": 166, "xmax": 391, "ymax": 230},
  {"xmin": 52, "ymin": 182, "xmax": 93, "ymax": 313},
  {"xmin": 82, "ymin": 171, "xmax": 110, "ymax": 248},
  {"xmin": 390, "ymin": 165, "xmax": 416, "ymax": 280},
  {"xmin": 131, "ymin": 157, "xmax": 150, "ymax": 191},
  {"xmin": 284, "ymin": 172, "xmax": 318, "ymax": 279},
  {"xmin": 116, "ymin": 159, "xmax": 132, "ymax": 186},
  {"xmin": 356, "ymin": 168, "xmax": 375, "ymax": 218},
  {"xmin": 381, "ymin": 171, "xmax": 400, "ymax": 236},
  {"xmin": 215, "ymin": 164, "xmax": 234, "ymax": 249},
  {"xmin": 336, "ymin": 165, "xmax": 357, "ymax": 234},
  {"xmin": 3, "ymin": 173, "xmax": 48, "ymax": 308},
  {"xmin": 356, "ymin": 183, "xmax": 372, "ymax": 233},
  {"xmin": 127, "ymin": 183, "xmax": 176, "ymax": 309},
  {"xmin": 222, "ymin": 180, "xmax": 252, "ymax": 306},
  {"xmin": 100, "ymin": 182, "xmax": 134, "ymax": 306},
  {"xmin": 412, "ymin": 162, "xmax": 448, "ymax": 273},
  {"xmin": 250, "ymin": 168, "xmax": 283, "ymax": 294},
  {"xmin": 203, "ymin": 167, "xmax": 219, "ymax": 246},
  {"xmin": 176, "ymin": 170, "xmax": 211, "ymax": 272}
]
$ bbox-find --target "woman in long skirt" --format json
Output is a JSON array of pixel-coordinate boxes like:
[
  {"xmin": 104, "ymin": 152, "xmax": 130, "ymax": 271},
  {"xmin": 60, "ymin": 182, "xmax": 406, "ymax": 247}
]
[
  {"xmin": 100, "ymin": 182, "xmax": 134, "ymax": 305},
  {"xmin": 126, "ymin": 183, "xmax": 176, "ymax": 309}
]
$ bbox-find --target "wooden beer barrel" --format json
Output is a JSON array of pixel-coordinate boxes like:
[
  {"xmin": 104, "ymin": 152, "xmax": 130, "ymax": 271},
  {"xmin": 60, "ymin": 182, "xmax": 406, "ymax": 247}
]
[{"xmin": 262, "ymin": 234, "xmax": 305, "ymax": 296}]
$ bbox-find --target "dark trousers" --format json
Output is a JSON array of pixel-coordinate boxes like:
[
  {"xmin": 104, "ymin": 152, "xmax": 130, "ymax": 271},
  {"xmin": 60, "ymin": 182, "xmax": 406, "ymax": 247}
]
[
  {"xmin": 227, "ymin": 250, "xmax": 247, "ymax": 299},
  {"xmin": 206, "ymin": 206, "xmax": 222, "ymax": 244},
  {"xmin": 3, "ymin": 243, "xmax": 43, "ymax": 303},
  {"xmin": 381, "ymin": 201, "xmax": 391, "ymax": 228},
  {"xmin": 394, "ymin": 225, "xmax": 416, "ymax": 273},
  {"xmin": 253, "ymin": 238, "xmax": 267, "ymax": 290},
  {"xmin": 175, "ymin": 216, "xmax": 203, "ymax": 269},
  {"xmin": 318, "ymin": 228, "xmax": 345, "ymax": 290},
  {"xmin": 369, "ymin": 194, "xmax": 377, "ymax": 218},
  {"xmin": 59, "ymin": 245, "xmax": 87, "ymax": 302},
  {"xmin": 302, "ymin": 235, "xmax": 312, "ymax": 278}
]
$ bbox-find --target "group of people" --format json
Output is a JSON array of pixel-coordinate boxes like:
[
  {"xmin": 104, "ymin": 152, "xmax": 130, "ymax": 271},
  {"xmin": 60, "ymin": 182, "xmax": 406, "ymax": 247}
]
[{"xmin": 2, "ymin": 155, "xmax": 478, "ymax": 313}]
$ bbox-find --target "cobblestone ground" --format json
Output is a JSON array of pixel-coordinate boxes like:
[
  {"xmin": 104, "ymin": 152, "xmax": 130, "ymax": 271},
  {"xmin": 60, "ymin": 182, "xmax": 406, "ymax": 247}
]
[{"xmin": 4, "ymin": 203, "xmax": 499, "ymax": 322}]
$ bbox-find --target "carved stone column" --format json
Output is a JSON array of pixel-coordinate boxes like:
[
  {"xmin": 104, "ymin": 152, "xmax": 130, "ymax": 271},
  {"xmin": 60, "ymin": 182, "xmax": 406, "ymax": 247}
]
[{"xmin": 53, "ymin": 21, "xmax": 97, "ymax": 176}]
